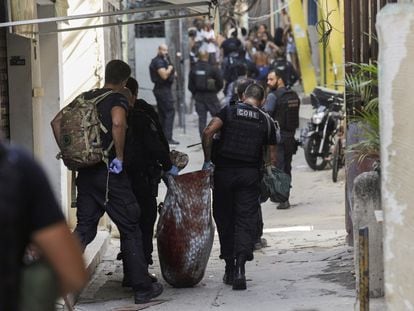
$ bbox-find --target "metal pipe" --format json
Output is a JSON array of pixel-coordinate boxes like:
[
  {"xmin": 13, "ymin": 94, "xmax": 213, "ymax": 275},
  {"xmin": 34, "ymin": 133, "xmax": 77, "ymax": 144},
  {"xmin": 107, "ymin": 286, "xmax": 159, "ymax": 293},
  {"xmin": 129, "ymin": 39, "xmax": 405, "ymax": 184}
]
[
  {"xmin": 359, "ymin": 227, "xmax": 369, "ymax": 311},
  {"xmin": 0, "ymin": 1, "xmax": 211, "ymax": 28},
  {"xmin": 38, "ymin": 12, "xmax": 206, "ymax": 35}
]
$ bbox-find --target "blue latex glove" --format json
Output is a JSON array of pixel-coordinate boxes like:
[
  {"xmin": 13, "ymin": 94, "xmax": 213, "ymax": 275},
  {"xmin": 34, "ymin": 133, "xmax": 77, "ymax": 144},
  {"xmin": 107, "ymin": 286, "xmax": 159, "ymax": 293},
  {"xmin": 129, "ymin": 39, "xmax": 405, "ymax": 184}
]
[
  {"xmin": 166, "ymin": 165, "xmax": 179, "ymax": 176},
  {"xmin": 109, "ymin": 158, "xmax": 123, "ymax": 174},
  {"xmin": 202, "ymin": 161, "xmax": 213, "ymax": 170}
]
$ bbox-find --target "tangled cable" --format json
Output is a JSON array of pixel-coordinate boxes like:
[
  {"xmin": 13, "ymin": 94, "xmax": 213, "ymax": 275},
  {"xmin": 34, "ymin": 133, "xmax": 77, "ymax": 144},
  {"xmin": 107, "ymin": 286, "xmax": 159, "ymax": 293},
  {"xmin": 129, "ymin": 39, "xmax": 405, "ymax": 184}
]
[{"xmin": 316, "ymin": 9, "xmax": 334, "ymax": 48}]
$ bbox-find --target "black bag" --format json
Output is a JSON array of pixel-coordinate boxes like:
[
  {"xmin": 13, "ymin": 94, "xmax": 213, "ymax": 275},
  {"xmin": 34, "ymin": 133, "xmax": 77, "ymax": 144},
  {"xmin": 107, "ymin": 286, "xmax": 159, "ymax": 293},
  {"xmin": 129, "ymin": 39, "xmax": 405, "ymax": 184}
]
[
  {"xmin": 273, "ymin": 89, "xmax": 300, "ymax": 132},
  {"xmin": 20, "ymin": 259, "xmax": 58, "ymax": 311},
  {"xmin": 260, "ymin": 165, "xmax": 291, "ymax": 203}
]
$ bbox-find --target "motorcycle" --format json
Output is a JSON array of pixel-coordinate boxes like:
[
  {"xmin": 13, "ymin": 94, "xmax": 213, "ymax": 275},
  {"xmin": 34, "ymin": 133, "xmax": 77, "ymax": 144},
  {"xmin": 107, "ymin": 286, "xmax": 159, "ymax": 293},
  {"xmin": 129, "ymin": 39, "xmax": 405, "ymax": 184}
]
[{"xmin": 301, "ymin": 87, "xmax": 344, "ymax": 171}]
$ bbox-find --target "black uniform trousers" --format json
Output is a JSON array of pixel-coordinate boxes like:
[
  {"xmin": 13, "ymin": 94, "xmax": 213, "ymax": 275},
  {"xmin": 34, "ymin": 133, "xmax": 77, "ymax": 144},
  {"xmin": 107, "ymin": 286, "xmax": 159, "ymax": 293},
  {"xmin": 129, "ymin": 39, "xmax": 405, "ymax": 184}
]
[
  {"xmin": 213, "ymin": 167, "xmax": 261, "ymax": 261},
  {"xmin": 153, "ymin": 86, "xmax": 175, "ymax": 141},
  {"xmin": 194, "ymin": 92, "xmax": 221, "ymax": 137},
  {"xmin": 276, "ymin": 132, "xmax": 296, "ymax": 200},
  {"xmin": 74, "ymin": 165, "xmax": 151, "ymax": 290},
  {"xmin": 127, "ymin": 170, "xmax": 158, "ymax": 266}
]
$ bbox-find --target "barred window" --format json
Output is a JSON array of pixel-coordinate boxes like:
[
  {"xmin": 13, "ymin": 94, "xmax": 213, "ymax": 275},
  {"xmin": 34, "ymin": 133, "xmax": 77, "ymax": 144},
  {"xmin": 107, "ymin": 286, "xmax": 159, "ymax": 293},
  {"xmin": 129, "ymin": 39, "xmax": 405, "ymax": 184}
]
[{"xmin": 135, "ymin": 22, "xmax": 165, "ymax": 38}]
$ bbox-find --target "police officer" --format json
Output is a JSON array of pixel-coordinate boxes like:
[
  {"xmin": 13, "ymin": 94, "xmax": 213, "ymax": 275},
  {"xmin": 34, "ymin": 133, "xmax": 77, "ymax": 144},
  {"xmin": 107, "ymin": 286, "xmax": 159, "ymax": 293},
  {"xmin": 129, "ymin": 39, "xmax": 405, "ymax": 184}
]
[
  {"xmin": 188, "ymin": 50, "xmax": 223, "ymax": 137},
  {"xmin": 74, "ymin": 60, "xmax": 163, "ymax": 304},
  {"xmin": 202, "ymin": 84, "xmax": 278, "ymax": 291},
  {"xmin": 264, "ymin": 69, "xmax": 300, "ymax": 209},
  {"xmin": 124, "ymin": 78, "xmax": 178, "ymax": 275},
  {"xmin": 149, "ymin": 44, "xmax": 179, "ymax": 145}
]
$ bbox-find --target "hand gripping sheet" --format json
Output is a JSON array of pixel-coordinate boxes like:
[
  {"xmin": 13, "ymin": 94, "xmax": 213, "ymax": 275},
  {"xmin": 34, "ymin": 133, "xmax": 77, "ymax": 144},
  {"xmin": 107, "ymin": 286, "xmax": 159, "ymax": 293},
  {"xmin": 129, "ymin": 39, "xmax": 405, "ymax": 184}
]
[{"xmin": 156, "ymin": 170, "xmax": 214, "ymax": 287}]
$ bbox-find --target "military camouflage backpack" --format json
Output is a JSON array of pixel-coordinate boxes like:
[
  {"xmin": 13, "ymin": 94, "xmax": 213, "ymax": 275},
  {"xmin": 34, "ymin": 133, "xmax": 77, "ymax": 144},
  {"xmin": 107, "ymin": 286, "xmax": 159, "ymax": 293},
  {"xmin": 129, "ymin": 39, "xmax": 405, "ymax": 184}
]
[{"xmin": 51, "ymin": 90, "xmax": 113, "ymax": 171}]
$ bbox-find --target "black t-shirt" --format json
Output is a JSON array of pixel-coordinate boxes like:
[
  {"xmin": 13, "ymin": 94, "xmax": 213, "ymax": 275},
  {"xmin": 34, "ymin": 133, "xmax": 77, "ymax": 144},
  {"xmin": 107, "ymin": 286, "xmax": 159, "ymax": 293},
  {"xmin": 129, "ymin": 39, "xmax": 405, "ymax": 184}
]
[
  {"xmin": 0, "ymin": 143, "xmax": 64, "ymax": 310},
  {"xmin": 125, "ymin": 99, "xmax": 172, "ymax": 173},
  {"xmin": 86, "ymin": 89, "xmax": 129, "ymax": 161},
  {"xmin": 214, "ymin": 104, "xmax": 277, "ymax": 168},
  {"xmin": 150, "ymin": 55, "xmax": 174, "ymax": 88}
]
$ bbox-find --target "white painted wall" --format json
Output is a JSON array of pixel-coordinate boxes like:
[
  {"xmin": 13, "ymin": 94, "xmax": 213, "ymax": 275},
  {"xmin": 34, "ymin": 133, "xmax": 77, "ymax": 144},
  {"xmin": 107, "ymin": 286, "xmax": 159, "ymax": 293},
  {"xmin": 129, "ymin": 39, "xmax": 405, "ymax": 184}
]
[
  {"xmin": 38, "ymin": 4, "xmax": 67, "ymax": 212},
  {"xmin": 6, "ymin": 34, "xmax": 34, "ymax": 151},
  {"xmin": 61, "ymin": 0, "xmax": 106, "ymax": 104},
  {"xmin": 377, "ymin": 3, "xmax": 414, "ymax": 309}
]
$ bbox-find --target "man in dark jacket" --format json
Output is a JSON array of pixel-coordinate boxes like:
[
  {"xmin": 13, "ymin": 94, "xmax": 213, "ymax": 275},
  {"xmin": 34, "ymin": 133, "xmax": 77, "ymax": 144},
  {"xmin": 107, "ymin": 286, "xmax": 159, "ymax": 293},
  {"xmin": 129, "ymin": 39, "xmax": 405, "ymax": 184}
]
[
  {"xmin": 188, "ymin": 50, "xmax": 223, "ymax": 137},
  {"xmin": 124, "ymin": 78, "xmax": 178, "ymax": 272}
]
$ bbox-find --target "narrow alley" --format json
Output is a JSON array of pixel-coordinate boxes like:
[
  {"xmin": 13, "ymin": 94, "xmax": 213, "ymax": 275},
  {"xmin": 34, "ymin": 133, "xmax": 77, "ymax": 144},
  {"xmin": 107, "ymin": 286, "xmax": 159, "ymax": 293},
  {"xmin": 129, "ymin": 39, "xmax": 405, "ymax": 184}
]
[{"xmin": 73, "ymin": 113, "xmax": 381, "ymax": 311}]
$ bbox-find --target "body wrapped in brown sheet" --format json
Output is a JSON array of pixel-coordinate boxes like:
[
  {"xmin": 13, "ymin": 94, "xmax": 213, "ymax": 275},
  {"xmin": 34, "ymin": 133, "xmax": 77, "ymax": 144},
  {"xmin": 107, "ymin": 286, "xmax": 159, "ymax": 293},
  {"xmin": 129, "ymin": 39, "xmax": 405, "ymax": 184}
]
[{"xmin": 156, "ymin": 170, "xmax": 214, "ymax": 287}]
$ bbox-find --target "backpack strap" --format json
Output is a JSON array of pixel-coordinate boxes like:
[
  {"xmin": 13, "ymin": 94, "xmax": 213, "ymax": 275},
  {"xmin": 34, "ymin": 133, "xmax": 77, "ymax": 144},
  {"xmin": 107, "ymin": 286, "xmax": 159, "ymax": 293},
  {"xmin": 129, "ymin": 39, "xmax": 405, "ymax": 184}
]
[{"xmin": 92, "ymin": 90, "xmax": 115, "ymax": 162}]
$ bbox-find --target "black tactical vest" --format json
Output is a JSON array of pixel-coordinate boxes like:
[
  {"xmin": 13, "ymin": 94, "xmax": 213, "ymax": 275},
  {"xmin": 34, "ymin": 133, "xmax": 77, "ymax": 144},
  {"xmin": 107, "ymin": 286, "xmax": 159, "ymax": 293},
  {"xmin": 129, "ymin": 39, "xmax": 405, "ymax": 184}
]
[
  {"xmin": 273, "ymin": 88, "xmax": 300, "ymax": 132},
  {"xmin": 217, "ymin": 104, "xmax": 268, "ymax": 164},
  {"xmin": 193, "ymin": 61, "xmax": 216, "ymax": 92}
]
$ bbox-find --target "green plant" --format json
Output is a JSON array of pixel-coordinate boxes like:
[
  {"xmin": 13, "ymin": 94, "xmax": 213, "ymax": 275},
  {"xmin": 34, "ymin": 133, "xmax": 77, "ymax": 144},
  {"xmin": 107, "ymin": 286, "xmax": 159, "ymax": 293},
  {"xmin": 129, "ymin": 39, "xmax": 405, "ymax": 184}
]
[
  {"xmin": 345, "ymin": 62, "xmax": 380, "ymax": 163},
  {"xmin": 347, "ymin": 98, "xmax": 380, "ymax": 162},
  {"xmin": 345, "ymin": 62, "xmax": 378, "ymax": 107}
]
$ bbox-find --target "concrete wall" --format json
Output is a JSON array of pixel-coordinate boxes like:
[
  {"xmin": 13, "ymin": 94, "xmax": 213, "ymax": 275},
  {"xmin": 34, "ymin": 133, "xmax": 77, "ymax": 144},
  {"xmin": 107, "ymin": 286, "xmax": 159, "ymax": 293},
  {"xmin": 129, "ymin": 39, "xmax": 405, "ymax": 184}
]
[
  {"xmin": 352, "ymin": 171, "xmax": 384, "ymax": 298},
  {"xmin": 61, "ymin": 0, "xmax": 106, "ymax": 103},
  {"xmin": 6, "ymin": 34, "xmax": 34, "ymax": 151},
  {"xmin": 38, "ymin": 4, "xmax": 66, "ymax": 210},
  {"xmin": 377, "ymin": 3, "xmax": 414, "ymax": 309}
]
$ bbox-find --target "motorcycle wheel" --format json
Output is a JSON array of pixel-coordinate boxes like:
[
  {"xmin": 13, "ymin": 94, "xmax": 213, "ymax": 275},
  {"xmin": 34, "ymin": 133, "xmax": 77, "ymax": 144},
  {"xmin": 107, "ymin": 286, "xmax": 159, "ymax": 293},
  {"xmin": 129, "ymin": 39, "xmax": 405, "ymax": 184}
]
[
  {"xmin": 303, "ymin": 134, "xmax": 328, "ymax": 170},
  {"xmin": 332, "ymin": 138, "xmax": 342, "ymax": 182}
]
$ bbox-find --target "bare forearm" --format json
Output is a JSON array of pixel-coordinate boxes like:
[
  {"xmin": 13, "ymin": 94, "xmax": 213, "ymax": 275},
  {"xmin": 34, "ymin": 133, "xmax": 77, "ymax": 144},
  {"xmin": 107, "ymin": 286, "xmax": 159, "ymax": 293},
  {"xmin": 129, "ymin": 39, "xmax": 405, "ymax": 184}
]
[
  {"xmin": 202, "ymin": 117, "xmax": 223, "ymax": 162},
  {"xmin": 112, "ymin": 124, "xmax": 126, "ymax": 161},
  {"xmin": 158, "ymin": 67, "xmax": 173, "ymax": 80},
  {"xmin": 202, "ymin": 133, "xmax": 214, "ymax": 162},
  {"xmin": 33, "ymin": 222, "xmax": 88, "ymax": 294}
]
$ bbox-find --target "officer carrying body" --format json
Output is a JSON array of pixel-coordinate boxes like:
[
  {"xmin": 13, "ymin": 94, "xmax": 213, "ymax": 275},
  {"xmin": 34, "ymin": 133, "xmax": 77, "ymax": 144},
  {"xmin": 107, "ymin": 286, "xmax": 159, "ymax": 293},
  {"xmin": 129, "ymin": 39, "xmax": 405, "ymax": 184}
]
[
  {"xmin": 202, "ymin": 84, "xmax": 278, "ymax": 291},
  {"xmin": 124, "ymin": 78, "xmax": 179, "ymax": 276},
  {"xmin": 188, "ymin": 50, "xmax": 223, "ymax": 137},
  {"xmin": 264, "ymin": 69, "xmax": 300, "ymax": 209}
]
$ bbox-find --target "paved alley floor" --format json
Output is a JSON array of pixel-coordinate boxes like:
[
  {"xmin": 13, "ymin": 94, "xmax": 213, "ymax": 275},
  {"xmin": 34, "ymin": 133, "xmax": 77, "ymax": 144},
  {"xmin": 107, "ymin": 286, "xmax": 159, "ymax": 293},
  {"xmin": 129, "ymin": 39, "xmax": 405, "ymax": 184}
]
[{"xmin": 74, "ymin": 113, "xmax": 383, "ymax": 311}]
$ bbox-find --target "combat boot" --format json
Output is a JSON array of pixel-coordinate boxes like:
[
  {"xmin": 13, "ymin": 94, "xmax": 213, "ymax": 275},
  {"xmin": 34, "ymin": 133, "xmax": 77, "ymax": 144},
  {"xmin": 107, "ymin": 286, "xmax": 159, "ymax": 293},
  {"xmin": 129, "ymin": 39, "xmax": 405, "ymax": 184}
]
[
  {"xmin": 223, "ymin": 258, "xmax": 235, "ymax": 285},
  {"xmin": 232, "ymin": 254, "xmax": 247, "ymax": 290},
  {"xmin": 134, "ymin": 282, "xmax": 163, "ymax": 304}
]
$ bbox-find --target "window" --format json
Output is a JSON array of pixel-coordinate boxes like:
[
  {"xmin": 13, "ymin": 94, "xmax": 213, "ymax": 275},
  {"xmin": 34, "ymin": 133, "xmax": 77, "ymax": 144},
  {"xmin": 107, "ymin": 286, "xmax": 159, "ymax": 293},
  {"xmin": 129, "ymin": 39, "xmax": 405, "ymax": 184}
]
[{"xmin": 135, "ymin": 22, "xmax": 165, "ymax": 38}]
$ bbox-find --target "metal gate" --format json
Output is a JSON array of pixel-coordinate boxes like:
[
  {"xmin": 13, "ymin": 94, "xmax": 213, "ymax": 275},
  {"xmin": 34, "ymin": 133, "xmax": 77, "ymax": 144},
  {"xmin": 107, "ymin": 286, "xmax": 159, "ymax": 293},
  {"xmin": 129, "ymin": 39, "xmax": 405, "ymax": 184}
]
[{"xmin": 344, "ymin": 0, "xmax": 397, "ymax": 65}]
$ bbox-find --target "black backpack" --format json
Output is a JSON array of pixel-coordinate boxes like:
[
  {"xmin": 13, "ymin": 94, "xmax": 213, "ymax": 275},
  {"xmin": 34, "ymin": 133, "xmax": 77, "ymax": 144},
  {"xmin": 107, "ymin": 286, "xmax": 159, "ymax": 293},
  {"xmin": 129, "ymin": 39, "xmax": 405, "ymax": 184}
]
[
  {"xmin": 223, "ymin": 52, "xmax": 245, "ymax": 83},
  {"xmin": 272, "ymin": 88, "xmax": 300, "ymax": 132}
]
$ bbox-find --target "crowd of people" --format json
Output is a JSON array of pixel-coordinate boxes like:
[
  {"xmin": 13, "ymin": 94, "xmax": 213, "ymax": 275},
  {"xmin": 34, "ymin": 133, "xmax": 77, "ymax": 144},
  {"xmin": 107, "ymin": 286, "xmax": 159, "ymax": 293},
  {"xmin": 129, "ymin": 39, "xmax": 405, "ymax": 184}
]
[
  {"xmin": 188, "ymin": 15, "xmax": 300, "ymax": 92},
  {"xmin": 0, "ymin": 15, "xmax": 303, "ymax": 309}
]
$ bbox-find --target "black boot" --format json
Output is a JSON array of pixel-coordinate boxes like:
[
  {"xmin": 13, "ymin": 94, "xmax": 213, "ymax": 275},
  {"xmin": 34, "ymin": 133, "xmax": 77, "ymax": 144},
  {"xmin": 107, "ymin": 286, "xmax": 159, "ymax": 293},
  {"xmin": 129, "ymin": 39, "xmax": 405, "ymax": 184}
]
[
  {"xmin": 134, "ymin": 282, "xmax": 163, "ymax": 304},
  {"xmin": 232, "ymin": 255, "xmax": 247, "ymax": 290},
  {"xmin": 223, "ymin": 258, "xmax": 235, "ymax": 285}
]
